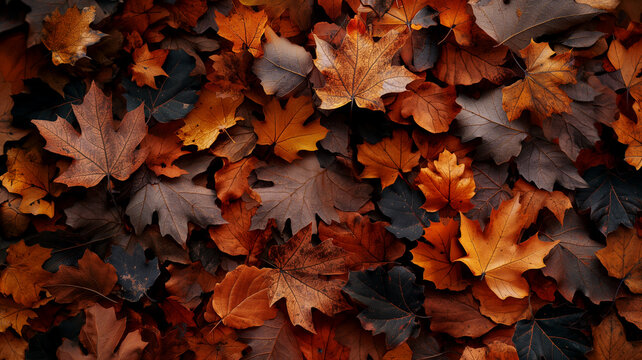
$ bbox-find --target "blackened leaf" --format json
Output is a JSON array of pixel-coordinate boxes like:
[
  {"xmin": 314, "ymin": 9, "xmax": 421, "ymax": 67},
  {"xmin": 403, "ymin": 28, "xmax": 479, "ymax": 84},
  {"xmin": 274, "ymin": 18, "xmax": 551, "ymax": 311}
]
[
  {"xmin": 12, "ymin": 79, "xmax": 85, "ymax": 124},
  {"xmin": 516, "ymin": 137, "xmax": 588, "ymax": 191},
  {"xmin": 123, "ymin": 49, "xmax": 199, "ymax": 123},
  {"xmin": 343, "ymin": 266, "xmax": 424, "ymax": 348},
  {"xmin": 378, "ymin": 178, "xmax": 438, "ymax": 240},
  {"xmin": 513, "ymin": 305, "xmax": 591, "ymax": 360},
  {"xmin": 467, "ymin": 162, "xmax": 512, "ymax": 221},
  {"xmin": 576, "ymin": 166, "xmax": 642, "ymax": 235},
  {"xmin": 107, "ymin": 244, "xmax": 160, "ymax": 302},
  {"xmin": 402, "ymin": 28, "xmax": 439, "ymax": 73},
  {"xmin": 188, "ymin": 236, "xmax": 220, "ymax": 274},
  {"xmin": 539, "ymin": 211, "xmax": 619, "ymax": 304}
]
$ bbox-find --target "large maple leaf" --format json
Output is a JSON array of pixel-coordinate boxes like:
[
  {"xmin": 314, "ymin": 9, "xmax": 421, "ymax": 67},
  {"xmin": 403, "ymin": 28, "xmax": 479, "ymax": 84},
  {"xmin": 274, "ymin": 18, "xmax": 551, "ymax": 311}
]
[
  {"xmin": 32, "ymin": 82, "xmax": 147, "ymax": 188},
  {"xmin": 502, "ymin": 41, "xmax": 576, "ymax": 121},
  {"xmin": 457, "ymin": 196, "xmax": 559, "ymax": 299},
  {"xmin": 265, "ymin": 225, "xmax": 351, "ymax": 333},
  {"xmin": 313, "ymin": 16, "xmax": 420, "ymax": 111}
]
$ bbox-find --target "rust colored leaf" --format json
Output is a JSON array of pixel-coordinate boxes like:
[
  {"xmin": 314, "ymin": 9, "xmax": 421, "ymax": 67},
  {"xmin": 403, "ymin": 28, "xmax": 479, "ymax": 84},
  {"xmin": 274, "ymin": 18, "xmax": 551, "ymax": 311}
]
[
  {"xmin": 0, "ymin": 297, "xmax": 37, "ymax": 335},
  {"xmin": 587, "ymin": 313, "xmax": 642, "ymax": 360},
  {"xmin": 41, "ymin": 6, "xmax": 105, "ymax": 65},
  {"xmin": 216, "ymin": 5, "xmax": 268, "ymax": 57},
  {"xmin": 32, "ymin": 82, "xmax": 147, "ymax": 188},
  {"xmin": 424, "ymin": 289, "xmax": 495, "ymax": 338},
  {"xmin": 0, "ymin": 331, "xmax": 27, "ymax": 360},
  {"xmin": 415, "ymin": 149, "xmax": 476, "ymax": 213},
  {"xmin": 512, "ymin": 179, "xmax": 572, "ymax": 226},
  {"xmin": 471, "ymin": 282, "xmax": 530, "ymax": 326},
  {"xmin": 295, "ymin": 314, "xmax": 350, "ymax": 360},
  {"xmin": 215, "ymin": 157, "xmax": 258, "ymax": 204},
  {"xmin": 130, "ymin": 44, "xmax": 169, "ymax": 89},
  {"xmin": 0, "ymin": 241, "xmax": 51, "ymax": 307},
  {"xmin": 411, "ymin": 218, "xmax": 469, "ymax": 291},
  {"xmin": 357, "ymin": 130, "xmax": 420, "ymax": 188},
  {"xmin": 502, "ymin": 41, "xmax": 576, "ymax": 121},
  {"xmin": 211, "ymin": 265, "xmax": 277, "ymax": 329},
  {"xmin": 266, "ymin": 225, "xmax": 350, "ymax": 333},
  {"xmin": 457, "ymin": 196, "xmax": 559, "ymax": 299},
  {"xmin": 608, "ymin": 39, "xmax": 642, "ymax": 102},
  {"xmin": 313, "ymin": 17, "xmax": 420, "ymax": 111},
  {"xmin": 187, "ymin": 326, "xmax": 247, "ymax": 360},
  {"xmin": 596, "ymin": 227, "xmax": 642, "ymax": 293},
  {"xmin": 612, "ymin": 101, "xmax": 642, "ymax": 170},
  {"xmin": 426, "ymin": 0, "xmax": 474, "ymax": 45},
  {"xmin": 433, "ymin": 41, "xmax": 511, "ymax": 85},
  {"xmin": 141, "ymin": 121, "xmax": 189, "ymax": 178},
  {"xmin": 253, "ymin": 96, "xmax": 328, "ymax": 162},
  {"xmin": 390, "ymin": 81, "xmax": 461, "ymax": 133}
]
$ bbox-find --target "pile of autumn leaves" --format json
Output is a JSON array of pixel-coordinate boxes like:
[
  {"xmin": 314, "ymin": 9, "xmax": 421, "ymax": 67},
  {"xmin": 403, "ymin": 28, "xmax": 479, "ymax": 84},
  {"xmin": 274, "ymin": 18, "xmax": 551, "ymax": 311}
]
[{"xmin": 1, "ymin": 0, "xmax": 642, "ymax": 359}]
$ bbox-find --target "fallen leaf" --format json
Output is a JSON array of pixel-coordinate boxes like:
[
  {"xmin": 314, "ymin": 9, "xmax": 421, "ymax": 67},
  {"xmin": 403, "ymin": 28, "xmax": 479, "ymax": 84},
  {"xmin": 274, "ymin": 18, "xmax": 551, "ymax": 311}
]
[
  {"xmin": 214, "ymin": 157, "xmax": 258, "ymax": 204},
  {"xmin": 424, "ymin": 289, "xmax": 495, "ymax": 338},
  {"xmin": 433, "ymin": 40, "xmax": 511, "ymax": 86},
  {"xmin": 107, "ymin": 244, "xmax": 160, "ymax": 302},
  {"xmin": 426, "ymin": 0, "xmax": 474, "ymax": 45},
  {"xmin": 596, "ymin": 227, "xmax": 642, "ymax": 293},
  {"xmin": 390, "ymin": 81, "xmax": 461, "ymax": 133},
  {"xmin": 512, "ymin": 179, "xmax": 571, "ymax": 226},
  {"xmin": 32, "ymin": 82, "xmax": 147, "ymax": 188},
  {"xmin": 0, "ymin": 331, "xmax": 28, "ymax": 360},
  {"xmin": 357, "ymin": 130, "xmax": 420, "ymax": 188},
  {"xmin": 141, "ymin": 121, "xmax": 189, "ymax": 178},
  {"xmin": 216, "ymin": 5, "xmax": 268, "ymax": 57},
  {"xmin": 313, "ymin": 16, "xmax": 420, "ymax": 111},
  {"xmin": 187, "ymin": 326, "xmax": 247, "ymax": 360},
  {"xmin": 0, "ymin": 297, "xmax": 37, "ymax": 335},
  {"xmin": 467, "ymin": 162, "xmax": 512, "ymax": 221},
  {"xmin": 335, "ymin": 319, "xmax": 386, "ymax": 360},
  {"xmin": 295, "ymin": 314, "xmax": 350, "ymax": 360},
  {"xmin": 238, "ymin": 312, "xmax": 303, "ymax": 360},
  {"xmin": 471, "ymin": 282, "xmax": 530, "ymax": 326},
  {"xmin": 607, "ymin": 39, "xmax": 642, "ymax": 102},
  {"xmin": 612, "ymin": 101, "xmax": 642, "ymax": 170},
  {"xmin": 41, "ymin": 6, "xmax": 105, "ymax": 65},
  {"xmin": 130, "ymin": 44, "xmax": 169, "ymax": 89},
  {"xmin": 588, "ymin": 313, "xmax": 642, "ymax": 360},
  {"xmin": 0, "ymin": 241, "xmax": 51, "ymax": 307}
]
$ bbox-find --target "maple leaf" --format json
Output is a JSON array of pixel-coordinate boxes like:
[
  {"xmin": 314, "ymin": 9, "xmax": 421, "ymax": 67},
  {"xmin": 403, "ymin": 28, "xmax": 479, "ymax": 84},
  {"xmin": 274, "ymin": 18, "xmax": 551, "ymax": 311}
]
[
  {"xmin": 424, "ymin": 289, "xmax": 495, "ymax": 338},
  {"xmin": 411, "ymin": 218, "xmax": 469, "ymax": 291},
  {"xmin": 373, "ymin": 0, "xmax": 434, "ymax": 35},
  {"xmin": 415, "ymin": 149, "xmax": 476, "ymax": 213},
  {"xmin": 0, "ymin": 140, "xmax": 66, "ymax": 217},
  {"xmin": 595, "ymin": 227, "xmax": 642, "ymax": 294},
  {"xmin": 0, "ymin": 297, "xmax": 37, "ymax": 335},
  {"xmin": 216, "ymin": 5, "xmax": 267, "ymax": 57},
  {"xmin": 295, "ymin": 314, "xmax": 351, "ymax": 360},
  {"xmin": 588, "ymin": 313, "xmax": 642, "ymax": 360},
  {"xmin": 512, "ymin": 179, "xmax": 571, "ymax": 226},
  {"xmin": 32, "ymin": 82, "xmax": 147, "ymax": 188},
  {"xmin": 357, "ymin": 130, "xmax": 420, "ymax": 188},
  {"xmin": 457, "ymin": 196, "xmax": 559, "ymax": 299},
  {"xmin": 0, "ymin": 76, "xmax": 27, "ymax": 153},
  {"xmin": 607, "ymin": 39, "xmax": 642, "ymax": 102},
  {"xmin": 187, "ymin": 326, "xmax": 247, "ymax": 360},
  {"xmin": 502, "ymin": 41, "xmax": 576, "ymax": 121},
  {"xmin": 343, "ymin": 266, "xmax": 424, "ymax": 348},
  {"xmin": 107, "ymin": 245, "xmax": 160, "ymax": 302},
  {"xmin": 470, "ymin": 0, "xmax": 603, "ymax": 51},
  {"xmin": 44, "ymin": 249, "xmax": 118, "ymax": 309},
  {"xmin": 253, "ymin": 27, "xmax": 314, "ymax": 97},
  {"xmin": 130, "ymin": 44, "xmax": 169, "ymax": 89},
  {"xmin": 250, "ymin": 155, "xmax": 372, "ymax": 234},
  {"xmin": 378, "ymin": 177, "xmax": 438, "ymax": 240},
  {"xmin": 426, "ymin": 0, "xmax": 474, "ymax": 45},
  {"xmin": 214, "ymin": 157, "xmax": 258, "ymax": 204},
  {"xmin": 140, "ymin": 121, "xmax": 189, "ymax": 178},
  {"xmin": 57, "ymin": 304, "xmax": 148, "ymax": 360},
  {"xmin": 616, "ymin": 296, "xmax": 642, "ymax": 331},
  {"xmin": 211, "ymin": 265, "xmax": 277, "ymax": 329},
  {"xmin": 612, "ymin": 101, "xmax": 642, "ymax": 170},
  {"xmin": 177, "ymin": 90, "xmax": 244, "ymax": 151},
  {"xmin": 238, "ymin": 312, "xmax": 303, "ymax": 360},
  {"xmin": 318, "ymin": 211, "xmax": 406, "ymax": 271},
  {"xmin": 433, "ymin": 39, "xmax": 511, "ymax": 86},
  {"xmin": 126, "ymin": 156, "xmax": 226, "ymax": 245},
  {"xmin": 313, "ymin": 17, "xmax": 420, "ymax": 111},
  {"xmin": 467, "ymin": 162, "xmax": 512, "ymax": 221},
  {"xmin": 471, "ymin": 282, "xmax": 530, "ymax": 325},
  {"xmin": 265, "ymin": 225, "xmax": 350, "ymax": 333},
  {"xmin": 211, "ymin": 120, "xmax": 258, "ymax": 162},
  {"xmin": 0, "ymin": 241, "xmax": 51, "ymax": 307},
  {"xmin": 390, "ymin": 81, "xmax": 461, "ymax": 133},
  {"xmin": 41, "ymin": 6, "xmax": 105, "ymax": 65},
  {"xmin": 334, "ymin": 319, "xmax": 387, "ymax": 360},
  {"xmin": 456, "ymin": 88, "xmax": 530, "ymax": 164},
  {"xmin": 253, "ymin": 96, "xmax": 328, "ymax": 162},
  {"xmin": 0, "ymin": 331, "xmax": 27, "ymax": 360},
  {"xmin": 240, "ymin": 0, "xmax": 314, "ymax": 30}
]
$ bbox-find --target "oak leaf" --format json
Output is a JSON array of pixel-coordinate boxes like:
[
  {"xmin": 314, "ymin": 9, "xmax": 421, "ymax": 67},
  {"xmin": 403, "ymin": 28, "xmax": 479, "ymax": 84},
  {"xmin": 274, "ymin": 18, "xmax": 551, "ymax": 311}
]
[
  {"xmin": 390, "ymin": 81, "xmax": 461, "ymax": 133},
  {"xmin": 41, "ymin": 6, "xmax": 105, "ymax": 65},
  {"xmin": 250, "ymin": 155, "xmax": 372, "ymax": 234},
  {"xmin": 457, "ymin": 196, "xmax": 558, "ymax": 299},
  {"xmin": 177, "ymin": 90, "xmax": 244, "ymax": 151},
  {"xmin": 415, "ymin": 149, "xmax": 476, "ymax": 213},
  {"xmin": 253, "ymin": 96, "xmax": 328, "ymax": 162},
  {"xmin": 313, "ymin": 17, "xmax": 420, "ymax": 111},
  {"xmin": 209, "ymin": 201, "xmax": 272, "ymax": 265},
  {"xmin": 357, "ymin": 130, "xmax": 420, "ymax": 188},
  {"xmin": 140, "ymin": 121, "xmax": 189, "ymax": 178},
  {"xmin": 214, "ymin": 157, "xmax": 258, "ymax": 204},
  {"xmin": 607, "ymin": 39, "xmax": 642, "ymax": 102},
  {"xmin": 211, "ymin": 265, "xmax": 277, "ymax": 329},
  {"xmin": 596, "ymin": 227, "xmax": 642, "ymax": 294},
  {"xmin": 44, "ymin": 249, "xmax": 118, "ymax": 309},
  {"xmin": 318, "ymin": 211, "xmax": 406, "ymax": 271},
  {"xmin": 32, "ymin": 82, "xmax": 147, "ymax": 188},
  {"xmin": 253, "ymin": 27, "xmax": 314, "ymax": 97},
  {"xmin": 130, "ymin": 44, "xmax": 169, "ymax": 89},
  {"xmin": 612, "ymin": 101, "xmax": 642, "ymax": 170},
  {"xmin": 411, "ymin": 218, "xmax": 469, "ymax": 291},
  {"xmin": 216, "ymin": 5, "xmax": 267, "ymax": 57},
  {"xmin": 502, "ymin": 41, "xmax": 576, "ymax": 121},
  {"xmin": 266, "ymin": 225, "xmax": 351, "ymax": 333},
  {"xmin": 0, "ymin": 241, "xmax": 51, "ymax": 307}
]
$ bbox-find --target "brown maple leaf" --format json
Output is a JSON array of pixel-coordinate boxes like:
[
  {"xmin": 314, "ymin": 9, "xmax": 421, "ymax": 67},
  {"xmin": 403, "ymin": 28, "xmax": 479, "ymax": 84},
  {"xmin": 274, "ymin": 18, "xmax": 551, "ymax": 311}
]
[
  {"xmin": 130, "ymin": 44, "xmax": 169, "ymax": 89},
  {"xmin": 433, "ymin": 39, "xmax": 511, "ymax": 86},
  {"xmin": 512, "ymin": 179, "xmax": 572, "ymax": 226},
  {"xmin": 612, "ymin": 101, "xmax": 642, "ymax": 170},
  {"xmin": 214, "ymin": 157, "xmax": 259, "ymax": 204},
  {"xmin": 608, "ymin": 39, "xmax": 642, "ymax": 102},
  {"xmin": 140, "ymin": 121, "xmax": 189, "ymax": 178},
  {"xmin": 588, "ymin": 313, "xmax": 642, "ymax": 360},
  {"xmin": 41, "ymin": 6, "xmax": 105, "ymax": 65},
  {"xmin": 390, "ymin": 81, "xmax": 461, "ymax": 133},
  {"xmin": 596, "ymin": 227, "xmax": 642, "ymax": 294},
  {"xmin": 0, "ymin": 297, "xmax": 37, "ymax": 336},
  {"xmin": 215, "ymin": 5, "xmax": 268, "ymax": 57},
  {"xmin": 426, "ymin": 0, "xmax": 474, "ymax": 46},
  {"xmin": 357, "ymin": 129, "xmax": 420, "ymax": 188},
  {"xmin": 32, "ymin": 82, "xmax": 147, "ymax": 188},
  {"xmin": 266, "ymin": 225, "xmax": 351, "ymax": 333},
  {"xmin": 502, "ymin": 40, "xmax": 577, "ymax": 121},
  {"xmin": 253, "ymin": 96, "xmax": 328, "ymax": 162},
  {"xmin": 0, "ymin": 241, "xmax": 51, "ymax": 307},
  {"xmin": 313, "ymin": 16, "xmax": 420, "ymax": 111}
]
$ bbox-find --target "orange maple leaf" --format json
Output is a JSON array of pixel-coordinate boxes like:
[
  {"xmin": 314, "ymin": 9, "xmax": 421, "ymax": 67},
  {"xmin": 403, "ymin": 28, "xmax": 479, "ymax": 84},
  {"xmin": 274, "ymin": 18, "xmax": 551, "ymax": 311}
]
[
  {"xmin": 391, "ymin": 81, "xmax": 461, "ymax": 133},
  {"xmin": 608, "ymin": 39, "xmax": 642, "ymax": 102},
  {"xmin": 502, "ymin": 40, "xmax": 576, "ymax": 121},
  {"xmin": 595, "ymin": 227, "xmax": 642, "ymax": 294},
  {"xmin": 313, "ymin": 17, "xmax": 420, "ymax": 111},
  {"xmin": 512, "ymin": 179, "xmax": 572, "ymax": 226},
  {"xmin": 0, "ymin": 241, "xmax": 51, "ymax": 307},
  {"xmin": 215, "ymin": 5, "xmax": 268, "ymax": 57},
  {"xmin": 357, "ymin": 130, "xmax": 420, "ymax": 188},
  {"xmin": 41, "ymin": 6, "xmax": 105, "ymax": 65},
  {"xmin": 415, "ymin": 149, "xmax": 476, "ymax": 213},
  {"xmin": 426, "ymin": 0, "xmax": 474, "ymax": 46},
  {"xmin": 456, "ymin": 196, "xmax": 559, "ymax": 299},
  {"xmin": 130, "ymin": 44, "xmax": 169, "ymax": 89},
  {"xmin": 611, "ymin": 101, "xmax": 642, "ymax": 170}
]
